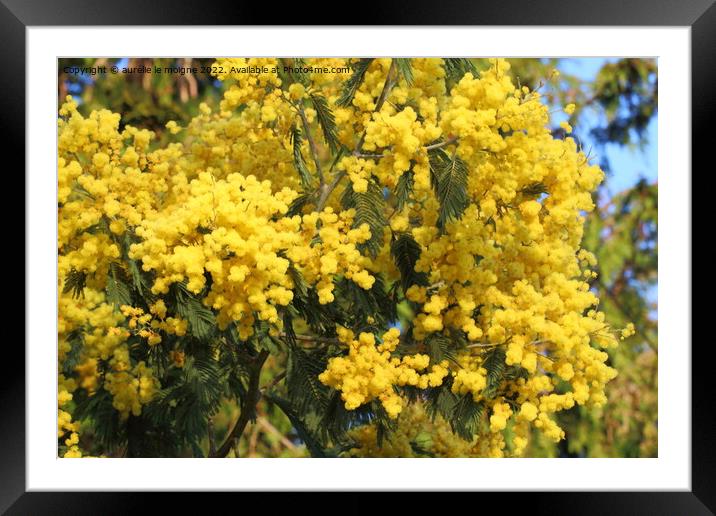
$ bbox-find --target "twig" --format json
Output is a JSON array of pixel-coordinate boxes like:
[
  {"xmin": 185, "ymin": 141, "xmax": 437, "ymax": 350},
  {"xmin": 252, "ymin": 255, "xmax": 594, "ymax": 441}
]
[
  {"xmin": 466, "ymin": 338, "xmax": 549, "ymax": 350},
  {"xmin": 277, "ymin": 60, "xmax": 324, "ymax": 186},
  {"xmin": 297, "ymin": 105, "xmax": 324, "ymax": 185},
  {"xmin": 596, "ymin": 278, "xmax": 657, "ymax": 350},
  {"xmin": 425, "ymin": 136, "xmax": 458, "ymax": 151},
  {"xmin": 211, "ymin": 349, "xmax": 270, "ymax": 458},
  {"xmin": 278, "ymin": 332, "xmax": 341, "ymax": 345},
  {"xmin": 207, "ymin": 417, "xmax": 216, "ymax": 456},
  {"xmin": 261, "ymin": 370, "xmax": 286, "ymax": 393},
  {"xmin": 354, "ymin": 152, "xmax": 385, "ymax": 159},
  {"xmin": 466, "ymin": 342, "xmax": 504, "ymax": 349},
  {"xmin": 353, "ymin": 136, "xmax": 458, "ymax": 161},
  {"xmin": 248, "ymin": 423, "xmax": 260, "ymax": 457},
  {"xmin": 316, "ymin": 171, "xmax": 346, "ymax": 212},
  {"xmin": 257, "ymin": 417, "xmax": 298, "ymax": 451}
]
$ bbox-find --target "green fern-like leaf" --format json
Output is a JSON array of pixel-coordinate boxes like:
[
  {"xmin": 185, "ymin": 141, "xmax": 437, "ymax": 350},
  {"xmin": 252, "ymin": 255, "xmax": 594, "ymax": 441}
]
[
  {"xmin": 287, "ymin": 192, "xmax": 313, "ymax": 217},
  {"xmin": 425, "ymin": 333, "xmax": 459, "ymax": 366},
  {"xmin": 425, "ymin": 381, "xmax": 458, "ymax": 423},
  {"xmin": 73, "ymin": 388, "xmax": 127, "ymax": 451},
  {"xmin": 430, "ymin": 149, "xmax": 469, "ymax": 230},
  {"xmin": 173, "ymin": 283, "xmax": 216, "ymax": 339},
  {"xmin": 520, "ymin": 182, "xmax": 548, "ymax": 198},
  {"xmin": 61, "ymin": 330, "xmax": 84, "ymax": 376},
  {"xmin": 127, "ymin": 259, "xmax": 147, "ymax": 296},
  {"xmin": 482, "ymin": 346, "xmax": 506, "ymax": 399},
  {"xmin": 390, "ymin": 232, "xmax": 428, "ymax": 291},
  {"xmin": 145, "ymin": 356, "xmax": 224, "ymax": 452},
  {"xmin": 336, "ymin": 274, "xmax": 396, "ymax": 329},
  {"xmin": 395, "ymin": 170, "xmax": 414, "ymax": 211},
  {"xmin": 450, "ymin": 393, "xmax": 484, "ymax": 441},
  {"xmin": 286, "ymin": 344, "xmax": 329, "ymax": 413},
  {"xmin": 118, "ymin": 233, "xmax": 155, "ymax": 301},
  {"xmin": 443, "ymin": 58, "xmax": 477, "ymax": 90},
  {"xmin": 337, "ymin": 58, "xmax": 374, "ymax": 107},
  {"xmin": 310, "ymin": 93, "xmax": 340, "ymax": 153},
  {"xmin": 288, "ymin": 268, "xmax": 346, "ymax": 334},
  {"xmin": 290, "ymin": 125, "xmax": 313, "ymax": 189},
  {"xmin": 105, "ymin": 263, "xmax": 132, "ymax": 308},
  {"xmin": 279, "ymin": 57, "xmax": 311, "ymax": 87},
  {"xmin": 394, "ymin": 58, "xmax": 414, "ymax": 85},
  {"xmin": 371, "ymin": 401, "xmax": 397, "ymax": 448},
  {"xmin": 320, "ymin": 390, "xmax": 373, "ymax": 446},
  {"xmin": 63, "ymin": 267, "xmax": 87, "ymax": 299},
  {"xmin": 341, "ymin": 179, "xmax": 387, "ymax": 257}
]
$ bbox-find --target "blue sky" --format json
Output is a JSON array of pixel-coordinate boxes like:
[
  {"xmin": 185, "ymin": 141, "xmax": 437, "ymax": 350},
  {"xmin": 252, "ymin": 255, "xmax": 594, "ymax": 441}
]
[
  {"xmin": 557, "ymin": 58, "xmax": 657, "ymax": 196},
  {"xmin": 557, "ymin": 58, "xmax": 657, "ymax": 314}
]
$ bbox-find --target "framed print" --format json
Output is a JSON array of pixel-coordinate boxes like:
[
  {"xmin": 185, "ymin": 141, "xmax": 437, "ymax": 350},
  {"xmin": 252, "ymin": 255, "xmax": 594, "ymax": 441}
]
[{"xmin": 7, "ymin": 0, "xmax": 709, "ymax": 513}]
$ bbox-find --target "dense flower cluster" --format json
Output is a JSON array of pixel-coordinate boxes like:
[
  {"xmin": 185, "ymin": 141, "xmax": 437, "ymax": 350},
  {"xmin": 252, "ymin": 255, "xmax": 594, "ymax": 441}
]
[
  {"xmin": 127, "ymin": 171, "xmax": 374, "ymax": 334},
  {"xmin": 319, "ymin": 327, "xmax": 449, "ymax": 417},
  {"xmin": 58, "ymin": 57, "xmax": 623, "ymax": 457},
  {"xmin": 319, "ymin": 59, "xmax": 618, "ymax": 448},
  {"xmin": 348, "ymin": 403, "xmax": 508, "ymax": 458}
]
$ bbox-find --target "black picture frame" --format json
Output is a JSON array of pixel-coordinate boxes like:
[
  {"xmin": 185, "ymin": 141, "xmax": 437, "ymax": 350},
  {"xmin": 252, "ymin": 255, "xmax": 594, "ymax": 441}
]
[{"xmin": 5, "ymin": 1, "xmax": 708, "ymax": 513}]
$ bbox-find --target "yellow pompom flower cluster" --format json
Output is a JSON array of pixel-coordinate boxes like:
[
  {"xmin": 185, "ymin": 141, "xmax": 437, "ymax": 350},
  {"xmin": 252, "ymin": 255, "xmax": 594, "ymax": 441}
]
[
  {"xmin": 449, "ymin": 354, "xmax": 488, "ymax": 399},
  {"xmin": 57, "ymin": 57, "xmax": 624, "ymax": 457},
  {"xmin": 287, "ymin": 208, "xmax": 374, "ymax": 306},
  {"xmin": 319, "ymin": 327, "xmax": 449, "ymax": 418},
  {"xmin": 343, "ymin": 59, "xmax": 616, "ymax": 447},
  {"xmin": 348, "ymin": 402, "xmax": 509, "ymax": 458},
  {"xmin": 120, "ymin": 304, "xmax": 187, "ymax": 345},
  {"xmin": 58, "ymin": 374, "xmax": 82, "ymax": 457},
  {"xmin": 489, "ymin": 402, "xmax": 513, "ymax": 432},
  {"xmin": 127, "ymin": 169, "xmax": 375, "ymax": 336},
  {"xmin": 213, "ymin": 58, "xmax": 283, "ymax": 111},
  {"xmin": 104, "ymin": 346, "xmax": 159, "ymax": 419},
  {"xmin": 56, "ymin": 283, "xmax": 162, "ymax": 454},
  {"xmin": 338, "ymin": 156, "xmax": 376, "ymax": 193}
]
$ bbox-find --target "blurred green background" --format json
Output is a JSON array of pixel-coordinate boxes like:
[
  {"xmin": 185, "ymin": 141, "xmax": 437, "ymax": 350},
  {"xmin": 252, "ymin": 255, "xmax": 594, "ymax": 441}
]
[{"xmin": 58, "ymin": 57, "xmax": 657, "ymax": 458}]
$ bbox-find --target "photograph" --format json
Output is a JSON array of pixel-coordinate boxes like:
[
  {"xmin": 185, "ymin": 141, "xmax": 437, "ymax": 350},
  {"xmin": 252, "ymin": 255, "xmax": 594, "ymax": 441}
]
[{"xmin": 56, "ymin": 56, "xmax": 658, "ymax": 459}]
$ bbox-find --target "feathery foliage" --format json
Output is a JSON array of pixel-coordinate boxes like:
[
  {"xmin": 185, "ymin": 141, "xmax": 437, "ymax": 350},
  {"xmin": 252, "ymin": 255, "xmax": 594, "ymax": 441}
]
[
  {"xmin": 105, "ymin": 262, "xmax": 132, "ymax": 309},
  {"xmin": 395, "ymin": 170, "xmax": 414, "ymax": 212},
  {"xmin": 290, "ymin": 125, "xmax": 313, "ymax": 189},
  {"xmin": 63, "ymin": 267, "xmax": 87, "ymax": 299},
  {"xmin": 390, "ymin": 231, "xmax": 428, "ymax": 291},
  {"xmin": 482, "ymin": 347, "xmax": 506, "ymax": 400},
  {"xmin": 171, "ymin": 282, "xmax": 216, "ymax": 339},
  {"xmin": 443, "ymin": 58, "xmax": 478, "ymax": 90},
  {"xmin": 337, "ymin": 58, "xmax": 374, "ymax": 107},
  {"xmin": 341, "ymin": 179, "xmax": 387, "ymax": 257},
  {"xmin": 394, "ymin": 58, "xmax": 414, "ymax": 86},
  {"xmin": 450, "ymin": 394, "xmax": 485, "ymax": 441},
  {"xmin": 310, "ymin": 92, "xmax": 340, "ymax": 153},
  {"xmin": 429, "ymin": 148, "xmax": 470, "ymax": 230}
]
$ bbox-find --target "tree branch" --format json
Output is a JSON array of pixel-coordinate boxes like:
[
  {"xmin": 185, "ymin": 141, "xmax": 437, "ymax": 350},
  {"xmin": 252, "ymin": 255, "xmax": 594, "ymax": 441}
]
[
  {"xmin": 596, "ymin": 277, "xmax": 657, "ymax": 350},
  {"xmin": 278, "ymin": 332, "xmax": 341, "ymax": 345},
  {"xmin": 425, "ymin": 136, "xmax": 458, "ymax": 151},
  {"xmin": 353, "ymin": 136, "xmax": 459, "ymax": 160},
  {"xmin": 211, "ymin": 349, "xmax": 270, "ymax": 458},
  {"xmin": 261, "ymin": 370, "xmax": 286, "ymax": 393},
  {"xmin": 257, "ymin": 416, "xmax": 298, "ymax": 451},
  {"xmin": 207, "ymin": 417, "xmax": 216, "ymax": 456},
  {"xmin": 297, "ymin": 104, "xmax": 324, "ymax": 185},
  {"xmin": 316, "ymin": 170, "xmax": 346, "ymax": 212}
]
